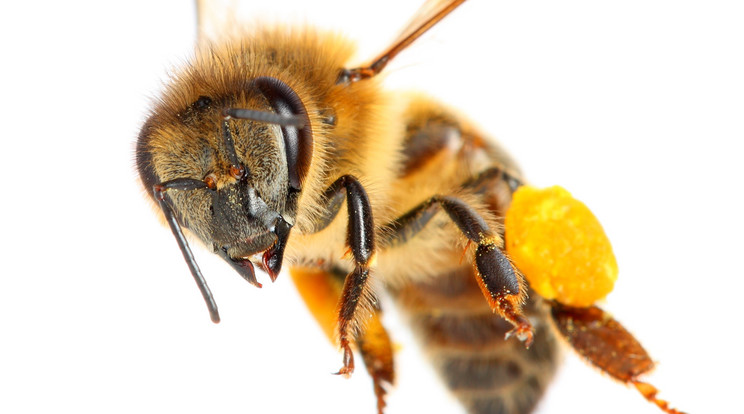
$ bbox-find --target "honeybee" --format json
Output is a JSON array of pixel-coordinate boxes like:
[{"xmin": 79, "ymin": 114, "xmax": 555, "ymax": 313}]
[{"xmin": 135, "ymin": 1, "xmax": 685, "ymax": 413}]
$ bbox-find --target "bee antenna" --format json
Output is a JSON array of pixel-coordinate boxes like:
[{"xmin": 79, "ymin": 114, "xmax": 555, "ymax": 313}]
[
  {"xmin": 221, "ymin": 118, "xmax": 247, "ymax": 179},
  {"xmin": 223, "ymin": 108, "xmax": 306, "ymax": 128},
  {"xmin": 153, "ymin": 181, "xmax": 221, "ymax": 324}
]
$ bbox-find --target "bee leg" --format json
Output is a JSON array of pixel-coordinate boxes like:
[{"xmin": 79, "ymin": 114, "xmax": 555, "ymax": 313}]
[
  {"xmin": 551, "ymin": 302, "xmax": 686, "ymax": 414},
  {"xmin": 462, "ymin": 166, "xmax": 522, "ymax": 195},
  {"xmin": 382, "ymin": 195, "xmax": 534, "ymax": 347},
  {"xmin": 290, "ymin": 267, "xmax": 394, "ymax": 414},
  {"xmin": 357, "ymin": 308, "xmax": 395, "ymax": 414},
  {"xmin": 314, "ymin": 176, "xmax": 377, "ymax": 377}
]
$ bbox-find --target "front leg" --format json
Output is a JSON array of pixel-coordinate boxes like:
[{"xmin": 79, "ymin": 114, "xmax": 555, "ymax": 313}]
[
  {"xmin": 290, "ymin": 267, "xmax": 394, "ymax": 414},
  {"xmin": 320, "ymin": 175, "xmax": 377, "ymax": 377},
  {"xmin": 383, "ymin": 195, "xmax": 534, "ymax": 347}
]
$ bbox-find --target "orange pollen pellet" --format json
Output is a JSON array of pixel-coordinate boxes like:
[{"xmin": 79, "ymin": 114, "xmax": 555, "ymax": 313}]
[{"xmin": 504, "ymin": 185, "xmax": 618, "ymax": 307}]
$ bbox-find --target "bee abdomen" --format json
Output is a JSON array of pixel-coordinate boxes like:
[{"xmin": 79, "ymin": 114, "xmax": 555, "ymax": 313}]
[{"xmin": 393, "ymin": 267, "xmax": 558, "ymax": 414}]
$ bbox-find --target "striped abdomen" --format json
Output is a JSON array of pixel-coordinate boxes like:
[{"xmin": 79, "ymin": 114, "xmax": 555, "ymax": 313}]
[
  {"xmin": 391, "ymin": 268, "xmax": 558, "ymax": 414},
  {"xmin": 386, "ymin": 97, "xmax": 560, "ymax": 413}
]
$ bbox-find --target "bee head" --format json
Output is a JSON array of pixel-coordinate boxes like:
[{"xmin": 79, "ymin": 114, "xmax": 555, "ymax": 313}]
[{"xmin": 136, "ymin": 77, "xmax": 312, "ymax": 322}]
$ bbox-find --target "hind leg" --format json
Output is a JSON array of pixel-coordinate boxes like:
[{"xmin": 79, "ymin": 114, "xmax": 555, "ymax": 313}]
[{"xmin": 551, "ymin": 303, "xmax": 686, "ymax": 414}]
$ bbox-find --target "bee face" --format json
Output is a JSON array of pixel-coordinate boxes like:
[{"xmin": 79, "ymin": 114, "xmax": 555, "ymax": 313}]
[{"xmin": 137, "ymin": 83, "xmax": 303, "ymax": 262}]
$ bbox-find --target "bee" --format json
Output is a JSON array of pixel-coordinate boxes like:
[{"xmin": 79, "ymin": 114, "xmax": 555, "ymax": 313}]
[{"xmin": 135, "ymin": 1, "xmax": 685, "ymax": 413}]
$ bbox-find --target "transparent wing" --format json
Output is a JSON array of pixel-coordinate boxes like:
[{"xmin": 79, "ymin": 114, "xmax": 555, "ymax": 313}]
[
  {"xmin": 196, "ymin": 0, "xmax": 239, "ymax": 45},
  {"xmin": 342, "ymin": 0, "xmax": 467, "ymax": 82}
]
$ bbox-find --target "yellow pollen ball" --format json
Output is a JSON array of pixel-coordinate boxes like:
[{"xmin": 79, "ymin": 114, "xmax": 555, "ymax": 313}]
[{"xmin": 504, "ymin": 185, "xmax": 618, "ymax": 307}]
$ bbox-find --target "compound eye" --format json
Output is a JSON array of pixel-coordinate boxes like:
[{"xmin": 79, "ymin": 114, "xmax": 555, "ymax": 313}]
[
  {"xmin": 204, "ymin": 173, "xmax": 218, "ymax": 190},
  {"xmin": 251, "ymin": 76, "xmax": 312, "ymax": 192}
]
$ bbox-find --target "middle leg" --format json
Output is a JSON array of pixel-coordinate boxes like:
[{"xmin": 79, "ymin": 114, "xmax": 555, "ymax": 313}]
[{"xmin": 382, "ymin": 194, "xmax": 534, "ymax": 347}]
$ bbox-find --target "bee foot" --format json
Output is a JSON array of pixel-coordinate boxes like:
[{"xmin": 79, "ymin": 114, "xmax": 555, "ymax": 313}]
[
  {"xmin": 333, "ymin": 340, "xmax": 355, "ymax": 378},
  {"xmin": 505, "ymin": 317, "xmax": 534, "ymax": 348}
]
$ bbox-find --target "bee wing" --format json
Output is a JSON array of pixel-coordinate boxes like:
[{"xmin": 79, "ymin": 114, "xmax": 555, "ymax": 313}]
[
  {"xmin": 345, "ymin": 0, "xmax": 467, "ymax": 81},
  {"xmin": 196, "ymin": 0, "xmax": 240, "ymax": 45},
  {"xmin": 387, "ymin": 0, "xmax": 467, "ymax": 57}
]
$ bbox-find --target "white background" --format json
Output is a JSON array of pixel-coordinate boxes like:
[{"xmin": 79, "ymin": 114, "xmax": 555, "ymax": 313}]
[{"xmin": 1, "ymin": 1, "xmax": 742, "ymax": 413}]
